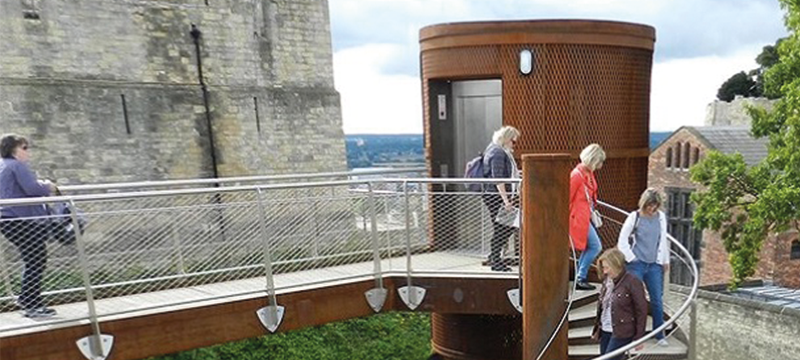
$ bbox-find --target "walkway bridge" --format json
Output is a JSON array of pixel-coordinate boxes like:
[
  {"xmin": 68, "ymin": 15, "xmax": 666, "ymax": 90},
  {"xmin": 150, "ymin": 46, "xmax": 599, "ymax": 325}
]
[{"xmin": 0, "ymin": 166, "xmax": 698, "ymax": 360}]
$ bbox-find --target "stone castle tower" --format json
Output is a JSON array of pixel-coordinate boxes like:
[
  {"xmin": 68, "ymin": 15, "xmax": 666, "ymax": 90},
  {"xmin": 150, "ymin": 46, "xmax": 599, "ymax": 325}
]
[{"xmin": 0, "ymin": 0, "xmax": 346, "ymax": 184}]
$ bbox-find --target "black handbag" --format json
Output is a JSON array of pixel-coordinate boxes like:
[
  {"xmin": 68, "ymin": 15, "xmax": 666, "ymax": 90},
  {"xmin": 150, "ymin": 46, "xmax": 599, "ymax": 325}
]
[
  {"xmin": 47, "ymin": 189, "xmax": 86, "ymax": 245},
  {"xmin": 628, "ymin": 211, "xmax": 640, "ymax": 246}
]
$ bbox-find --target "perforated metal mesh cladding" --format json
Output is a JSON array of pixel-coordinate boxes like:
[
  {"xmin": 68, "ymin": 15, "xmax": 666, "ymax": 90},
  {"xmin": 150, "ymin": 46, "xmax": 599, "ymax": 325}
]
[{"xmin": 422, "ymin": 44, "xmax": 652, "ymax": 249}]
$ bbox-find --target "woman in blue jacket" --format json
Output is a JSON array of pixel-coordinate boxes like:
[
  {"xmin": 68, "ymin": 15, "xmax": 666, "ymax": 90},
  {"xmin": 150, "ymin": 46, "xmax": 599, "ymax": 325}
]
[{"xmin": 0, "ymin": 134, "xmax": 57, "ymax": 318}]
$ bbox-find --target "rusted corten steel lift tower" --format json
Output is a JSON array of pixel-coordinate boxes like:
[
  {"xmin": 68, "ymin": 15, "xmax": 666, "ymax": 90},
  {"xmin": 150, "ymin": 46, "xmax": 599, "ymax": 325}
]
[{"xmin": 420, "ymin": 20, "xmax": 655, "ymax": 359}]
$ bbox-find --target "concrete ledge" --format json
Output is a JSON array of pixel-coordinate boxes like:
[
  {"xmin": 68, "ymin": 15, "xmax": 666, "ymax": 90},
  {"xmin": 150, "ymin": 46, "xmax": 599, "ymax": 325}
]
[{"xmin": 670, "ymin": 284, "xmax": 800, "ymax": 319}]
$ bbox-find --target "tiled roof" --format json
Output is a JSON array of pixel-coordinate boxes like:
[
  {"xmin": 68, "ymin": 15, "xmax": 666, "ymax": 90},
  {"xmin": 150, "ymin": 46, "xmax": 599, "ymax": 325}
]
[
  {"xmin": 734, "ymin": 284, "xmax": 800, "ymax": 309},
  {"xmin": 687, "ymin": 126, "xmax": 769, "ymax": 166}
]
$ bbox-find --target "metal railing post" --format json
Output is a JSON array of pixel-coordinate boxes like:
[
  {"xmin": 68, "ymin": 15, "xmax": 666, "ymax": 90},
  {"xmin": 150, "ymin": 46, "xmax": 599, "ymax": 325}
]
[
  {"xmin": 311, "ymin": 189, "xmax": 320, "ymax": 259},
  {"xmin": 70, "ymin": 200, "xmax": 114, "ymax": 360},
  {"xmin": 171, "ymin": 224, "xmax": 186, "ymax": 275},
  {"xmin": 0, "ymin": 240, "xmax": 13, "ymax": 298},
  {"xmin": 689, "ymin": 299, "xmax": 698, "ymax": 360},
  {"xmin": 398, "ymin": 180, "xmax": 425, "ymax": 310},
  {"xmin": 481, "ymin": 186, "xmax": 487, "ymax": 256},
  {"xmin": 255, "ymin": 187, "xmax": 284, "ymax": 332},
  {"xmin": 364, "ymin": 182, "xmax": 387, "ymax": 312}
]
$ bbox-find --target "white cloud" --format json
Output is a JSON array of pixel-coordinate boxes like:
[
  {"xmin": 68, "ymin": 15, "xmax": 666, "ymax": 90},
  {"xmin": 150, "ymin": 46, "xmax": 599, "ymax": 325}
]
[
  {"xmin": 328, "ymin": 0, "xmax": 787, "ymax": 134},
  {"xmin": 650, "ymin": 46, "xmax": 761, "ymax": 131},
  {"xmin": 334, "ymin": 45, "xmax": 423, "ymax": 134},
  {"xmin": 335, "ymin": 44, "xmax": 767, "ymax": 134}
]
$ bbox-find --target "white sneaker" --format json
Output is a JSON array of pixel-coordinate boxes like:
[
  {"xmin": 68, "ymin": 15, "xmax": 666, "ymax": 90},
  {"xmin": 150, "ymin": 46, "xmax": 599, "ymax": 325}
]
[{"xmin": 657, "ymin": 339, "xmax": 669, "ymax": 347}]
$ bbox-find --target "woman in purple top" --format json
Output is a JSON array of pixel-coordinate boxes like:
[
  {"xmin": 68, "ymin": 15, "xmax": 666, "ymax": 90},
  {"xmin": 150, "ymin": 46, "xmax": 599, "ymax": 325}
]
[{"xmin": 0, "ymin": 134, "xmax": 57, "ymax": 318}]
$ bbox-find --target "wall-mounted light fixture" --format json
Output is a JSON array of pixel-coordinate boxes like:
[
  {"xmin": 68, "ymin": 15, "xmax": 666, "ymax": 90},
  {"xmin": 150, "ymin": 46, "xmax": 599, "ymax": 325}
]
[{"xmin": 519, "ymin": 49, "xmax": 533, "ymax": 75}]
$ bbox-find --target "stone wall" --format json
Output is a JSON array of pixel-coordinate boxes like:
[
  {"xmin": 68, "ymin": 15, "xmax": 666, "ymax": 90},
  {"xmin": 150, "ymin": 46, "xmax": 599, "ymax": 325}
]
[
  {"xmin": 666, "ymin": 286, "xmax": 800, "ymax": 360},
  {"xmin": 704, "ymin": 96, "xmax": 776, "ymax": 126},
  {"xmin": 0, "ymin": 0, "xmax": 346, "ymax": 185}
]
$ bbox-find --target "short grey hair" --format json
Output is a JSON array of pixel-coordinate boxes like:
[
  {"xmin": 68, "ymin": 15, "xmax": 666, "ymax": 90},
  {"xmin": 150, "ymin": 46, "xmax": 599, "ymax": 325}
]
[
  {"xmin": 579, "ymin": 144, "xmax": 606, "ymax": 171},
  {"xmin": 491, "ymin": 126, "xmax": 521, "ymax": 148},
  {"xmin": 638, "ymin": 188, "xmax": 664, "ymax": 210}
]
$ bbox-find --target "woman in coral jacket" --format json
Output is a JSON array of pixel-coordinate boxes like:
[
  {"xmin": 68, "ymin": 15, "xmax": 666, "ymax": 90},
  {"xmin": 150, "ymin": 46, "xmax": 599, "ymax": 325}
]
[{"xmin": 569, "ymin": 143, "xmax": 606, "ymax": 290}]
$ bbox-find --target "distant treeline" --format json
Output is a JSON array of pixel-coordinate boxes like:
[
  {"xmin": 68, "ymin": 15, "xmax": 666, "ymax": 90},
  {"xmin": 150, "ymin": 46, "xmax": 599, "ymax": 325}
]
[
  {"xmin": 346, "ymin": 132, "xmax": 673, "ymax": 169},
  {"xmin": 346, "ymin": 134, "xmax": 425, "ymax": 168}
]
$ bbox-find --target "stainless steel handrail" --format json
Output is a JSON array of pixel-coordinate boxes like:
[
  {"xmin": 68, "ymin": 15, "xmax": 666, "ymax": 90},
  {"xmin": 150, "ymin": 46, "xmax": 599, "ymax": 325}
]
[
  {"xmin": 0, "ymin": 178, "xmax": 521, "ymax": 207},
  {"xmin": 58, "ymin": 167, "xmax": 428, "ymax": 193},
  {"xmin": 593, "ymin": 200, "xmax": 700, "ymax": 360},
  {"xmin": 0, "ymin": 176, "xmax": 518, "ymax": 334}
]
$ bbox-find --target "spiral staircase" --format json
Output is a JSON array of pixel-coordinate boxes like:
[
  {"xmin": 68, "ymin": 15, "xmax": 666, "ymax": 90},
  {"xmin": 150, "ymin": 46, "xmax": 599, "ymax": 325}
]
[{"xmin": 566, "ymin": 286, "xmax": 690, "ymax": 360}]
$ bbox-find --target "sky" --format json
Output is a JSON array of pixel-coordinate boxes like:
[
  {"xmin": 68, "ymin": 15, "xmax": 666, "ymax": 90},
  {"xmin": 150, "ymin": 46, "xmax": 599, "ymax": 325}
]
[{"xmin": 328, "ymin": 0, "xmax": 789, "ymax": 134}]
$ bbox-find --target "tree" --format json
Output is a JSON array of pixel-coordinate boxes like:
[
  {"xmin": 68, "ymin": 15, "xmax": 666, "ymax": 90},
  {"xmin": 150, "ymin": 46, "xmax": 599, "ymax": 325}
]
[
  {"xmin": 691, "ymin": 0, "xmax": 800, "ymax": 288},
  {"xmin": 716, "ymin": 37, "xmax": 786, "ymax": 101},
  {"xmin": 716, "ymin": 71, "xmax": 758, "ymax": 101},
  {"xmin": 753, "ymin": 38, "xmax": 786, "ymax": 98}
]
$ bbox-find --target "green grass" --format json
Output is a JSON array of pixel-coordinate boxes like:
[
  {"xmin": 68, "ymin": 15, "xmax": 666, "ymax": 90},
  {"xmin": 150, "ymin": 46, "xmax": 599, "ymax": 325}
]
[{"xmin": 149, "ymin": 312, "xmax": 432, "ymax": 360}]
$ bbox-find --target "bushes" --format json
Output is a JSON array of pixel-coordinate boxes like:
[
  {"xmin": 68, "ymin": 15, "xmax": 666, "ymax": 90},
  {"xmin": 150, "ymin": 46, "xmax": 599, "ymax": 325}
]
[{"xmin": 150, "ymin": 312, "xmax": 432, "ymax": 360}]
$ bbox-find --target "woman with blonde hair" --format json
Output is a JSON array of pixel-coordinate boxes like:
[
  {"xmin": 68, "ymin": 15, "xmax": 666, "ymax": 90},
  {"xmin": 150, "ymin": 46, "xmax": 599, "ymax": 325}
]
[
  {"xmin": 592, "ymin": 248, "xmax": 648, "ymax": 360},
  {"xmin": 617, "ymin": 188, "xmax": 670, "ymax": 346},
  {"xmin": 569, "ymin": 143, "xmax": 606, "ymax": 290},
  {"xmin": 482, "ymin": 126, "xmax": 521, "ymax": 272}
]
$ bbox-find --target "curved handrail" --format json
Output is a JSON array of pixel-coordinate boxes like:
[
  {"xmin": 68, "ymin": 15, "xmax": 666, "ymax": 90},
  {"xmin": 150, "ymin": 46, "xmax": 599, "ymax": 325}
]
[
  {"xmin": 0, "ymin": 176, "xmax": 697, "ymax": 360},
  {"xmin": 537, "ymin": 236, "xmax": 579, "ymax": 360},
  {"xmin": 0, "ymin": 177, "xmax": 521, "ymax": 207},
  {"xmin": 592, "ymin": 200, "xmax": 700, "ymax": 360},
  {"xmin": 58, "ymin": 167, "xmax": 428, "ymax": 193},
  {"xmin": 0, "ymin": 177, "xmax": 525, "ymax": 329}
]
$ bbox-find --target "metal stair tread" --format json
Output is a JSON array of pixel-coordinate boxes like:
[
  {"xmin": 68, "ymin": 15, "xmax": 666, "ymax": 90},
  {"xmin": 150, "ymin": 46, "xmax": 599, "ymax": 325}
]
[
  {"xmin": 569, "ymin": 318, "xmax": 659, "ymax": 339},
  {"xmin": 568, "ymin": 303, "xmax": 596, "ymax": 322},
  {"xmin": 568, "ymin": 338, "xmax": 688, "ymax": 356},
  {"xmin": 567, "ymin": 282, "xmax": 600, "ymax": 302}
]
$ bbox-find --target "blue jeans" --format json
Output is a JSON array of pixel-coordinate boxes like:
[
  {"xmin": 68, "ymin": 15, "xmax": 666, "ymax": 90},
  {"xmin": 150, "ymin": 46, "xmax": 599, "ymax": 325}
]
[
  {"xmin": 577, "ymin": 224, "xmax": 601, "ymax": 282},
  {"xmin": 599, "ymin": 330, "xmax": 631, "ymax": 360},
  {"xmin": 626, "ymin": 260, "xmax": 665, "ymax": 340}
]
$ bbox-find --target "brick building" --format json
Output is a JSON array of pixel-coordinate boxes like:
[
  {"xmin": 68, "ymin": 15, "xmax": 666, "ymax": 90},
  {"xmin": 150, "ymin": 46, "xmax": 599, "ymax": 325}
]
[{"xmin": 648, "ymin": 126, "xmax": 800, "ymax": 288}]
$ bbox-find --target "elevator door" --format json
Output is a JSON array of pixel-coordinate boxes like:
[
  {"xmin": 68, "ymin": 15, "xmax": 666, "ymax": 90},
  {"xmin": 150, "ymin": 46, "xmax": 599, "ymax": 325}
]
[
  {"xmin": 453, "ymin": 80, "xmax": 502, "ymax": 175},
  {"xmin": 451, "ymin": 80, "xmax": 504, "ymax": 257}
]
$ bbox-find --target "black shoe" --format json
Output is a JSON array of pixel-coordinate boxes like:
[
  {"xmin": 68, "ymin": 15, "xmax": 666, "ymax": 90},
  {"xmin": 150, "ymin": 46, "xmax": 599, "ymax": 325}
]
[
  {"xmin": 24, "ymin": 307, "xmax": 56, "ymax": 318},
  {"xmin": 575, "ymin": 281, "xmax": 596, "ymax": 290},
  {"xmin": 491, "ymin": 264, "xmax": 512, "ymax": 272}
]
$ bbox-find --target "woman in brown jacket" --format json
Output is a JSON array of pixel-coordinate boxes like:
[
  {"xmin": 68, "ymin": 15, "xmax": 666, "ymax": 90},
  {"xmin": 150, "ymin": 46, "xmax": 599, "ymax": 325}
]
[{"xmin": 592, "ymin": 248, "xmax": 648, "ymax": 360}]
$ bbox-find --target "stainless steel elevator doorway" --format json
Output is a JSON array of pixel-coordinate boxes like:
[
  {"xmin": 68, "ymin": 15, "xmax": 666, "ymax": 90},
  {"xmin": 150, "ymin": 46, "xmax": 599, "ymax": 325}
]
[
  {"xmin": 452, "ymin": 80, "xmax": 503, "ymax": 173},
  {"xmin": 450, "ymin": 80, "xmax": 508, "ymax": 259}
]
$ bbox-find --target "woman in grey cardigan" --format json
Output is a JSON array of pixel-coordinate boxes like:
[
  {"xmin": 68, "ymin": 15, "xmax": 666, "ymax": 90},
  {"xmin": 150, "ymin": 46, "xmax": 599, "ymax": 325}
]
[
  {"xmin": 482, "ymin": 126, "xmax": 520, "ymax": 272},
  {"xmin": 0, "ymin": 134, "xmax": 57, "ymax": 318}
]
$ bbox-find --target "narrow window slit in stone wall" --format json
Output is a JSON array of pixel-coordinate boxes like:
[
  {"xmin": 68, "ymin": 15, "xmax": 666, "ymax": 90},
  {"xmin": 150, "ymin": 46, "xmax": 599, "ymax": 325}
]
[
  {"xmin": 121, "ymin": 94, "xmax": 131, "ymax": 135},
  {"xmin": 22, "ymin": 0, "xmax": 41, "ymax": 20},
  {"xmin": 254, "ymin": 97, "xmax": 261, "ymax": 134},
  {"xmin": 22, "ymin": 11, "xmax": 40, "ymax": 20}
]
